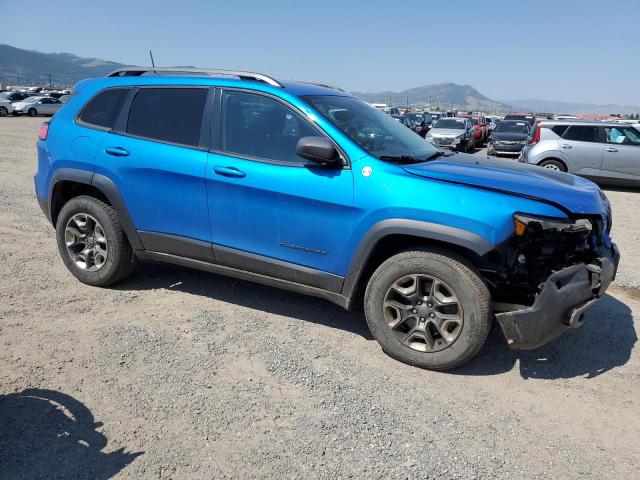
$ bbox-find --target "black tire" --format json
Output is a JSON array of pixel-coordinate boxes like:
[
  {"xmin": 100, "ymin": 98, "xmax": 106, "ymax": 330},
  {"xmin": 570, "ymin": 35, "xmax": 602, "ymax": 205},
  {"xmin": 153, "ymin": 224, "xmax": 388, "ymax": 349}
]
[
  {"xmin": 55, "ymin": 195, "xmax": 136, "ymax": 287},
  {"xmin": 0, "ymin": 106, "xmax": 7, "ymax": 117},
  {"xmin": 364, "ymin": 248, "xmax": 491, "ymax": 371},
  {"xmin": 28, "ymin": 108, "xmax": 37, "ymax": 117},
  {"xmin": 538, "ymin": 158, "xmax": 567, "ymax": 172}
]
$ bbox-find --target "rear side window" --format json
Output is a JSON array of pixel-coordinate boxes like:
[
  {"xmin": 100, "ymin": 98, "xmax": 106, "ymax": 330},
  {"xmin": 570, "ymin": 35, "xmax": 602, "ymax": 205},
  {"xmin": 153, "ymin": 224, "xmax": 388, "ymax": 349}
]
[
  {"xmin": 562, "ymin": 125, "xmax": 599, "ymax": 143},
  {"xmin": 79, "ymin": 89, "xmax": 129, "ymax": 129},
  {"xmin": 126, "ymin": 88, "xmax": 208, "ymax": 147},
  {"xmin": 551, "ymin": 125, "xmax": 569, "ymax": 137}
]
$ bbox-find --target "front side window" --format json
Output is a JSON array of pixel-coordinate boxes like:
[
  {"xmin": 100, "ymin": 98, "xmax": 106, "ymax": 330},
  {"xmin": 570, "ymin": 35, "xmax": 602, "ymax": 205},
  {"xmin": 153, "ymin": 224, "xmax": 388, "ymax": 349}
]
[
  {"xmin": 127, "ymin": 88, "xmax": 208, "ymax": 147},
  {"xmin": 222, "ymin": 90, "xmax": 321, "ymax": 164},
  {"xmin": 562, "ymin": 125, "xmax": 599, "ymax": 143},
  {"xmin": 604, "ymin": 127, "xmax": 640, "ymax": 146},
  {"xmin": 80, "ymin": 89, "xmax": 130, "ymax": 129}
]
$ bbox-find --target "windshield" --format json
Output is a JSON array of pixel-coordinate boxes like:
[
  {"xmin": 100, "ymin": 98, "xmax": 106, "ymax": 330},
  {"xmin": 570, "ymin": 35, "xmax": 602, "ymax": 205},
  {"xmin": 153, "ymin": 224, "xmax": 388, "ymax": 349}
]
[
  {"xmin": 495, "ymin": 121, "xmax": 529, "ymax": 134},
  {"xmin": 433, "ymin": 119, "xmax": 466, "ymax": 130},
  {"xmin": 0, "ymin": 92, "xmax": 9, "ymax": 100},
  {"xmin": 22, "ymin": 96, "xmax": 39, "ymax": 103},
  {"xmin": 303, "ymin": 95, "xmax": 438, "ymax": 162}
]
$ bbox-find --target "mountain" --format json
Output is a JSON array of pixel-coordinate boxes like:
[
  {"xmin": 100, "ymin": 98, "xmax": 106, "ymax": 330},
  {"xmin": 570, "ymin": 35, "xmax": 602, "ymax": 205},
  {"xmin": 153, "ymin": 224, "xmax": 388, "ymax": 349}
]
[
  {"xmin": 0, "ymin": 44, "xmax": 129, "ymax": 87},
  {"xmin": 499, "ymin": 98, "xmax": 640, "ymax": 116},
  {"xmin": 351, "ymin": 83, "xmax": 504, "ymax": 111}
]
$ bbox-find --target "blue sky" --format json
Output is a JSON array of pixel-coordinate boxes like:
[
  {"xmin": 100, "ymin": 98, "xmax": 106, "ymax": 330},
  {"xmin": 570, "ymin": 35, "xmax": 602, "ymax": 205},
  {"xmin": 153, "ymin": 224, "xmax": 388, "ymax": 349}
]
[{"xmin": 1, "ymin": 0, "xmax": 638, "ymax": 105}]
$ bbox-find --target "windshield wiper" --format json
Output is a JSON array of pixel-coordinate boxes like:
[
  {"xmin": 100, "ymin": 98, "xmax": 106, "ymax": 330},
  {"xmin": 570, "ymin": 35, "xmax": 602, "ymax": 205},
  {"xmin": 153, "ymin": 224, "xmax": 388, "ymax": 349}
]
[
  {"xmin": 424, "ymin": 151, "xmax": 447, "ymax": 161},
  {"xmin": 378, "ymin": 155, "xmax": 418, "ymax": 163}
]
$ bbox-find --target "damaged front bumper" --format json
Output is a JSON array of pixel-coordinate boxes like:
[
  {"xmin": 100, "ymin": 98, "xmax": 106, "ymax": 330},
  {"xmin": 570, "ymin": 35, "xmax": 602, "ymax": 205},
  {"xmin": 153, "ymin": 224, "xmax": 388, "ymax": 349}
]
[{"xmin": 495, "ymin": 243, "xmax": 620, "ymax": 350}]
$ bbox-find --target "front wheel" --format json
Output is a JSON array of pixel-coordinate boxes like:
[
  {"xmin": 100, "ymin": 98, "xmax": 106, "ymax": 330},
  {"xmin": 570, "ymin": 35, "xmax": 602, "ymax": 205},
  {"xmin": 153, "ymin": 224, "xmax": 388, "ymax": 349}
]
[
  {"xmin": 55, "ymin": 195, "xmax": 137, "ymax": 287},
  {"xmin": 364, "ymin": 249, "xmax": 491, "ymax": 371},
  {"xmin": 0, "ymin": 106, "xmax": 7, "ymax": 116}
]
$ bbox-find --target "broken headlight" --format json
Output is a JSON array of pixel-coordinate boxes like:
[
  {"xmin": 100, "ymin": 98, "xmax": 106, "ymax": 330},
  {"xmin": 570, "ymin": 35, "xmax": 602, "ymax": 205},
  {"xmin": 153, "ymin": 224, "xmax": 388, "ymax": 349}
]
[{"xmin": 514, "ymin": 213, "xmax": 592, "ymax": 237}]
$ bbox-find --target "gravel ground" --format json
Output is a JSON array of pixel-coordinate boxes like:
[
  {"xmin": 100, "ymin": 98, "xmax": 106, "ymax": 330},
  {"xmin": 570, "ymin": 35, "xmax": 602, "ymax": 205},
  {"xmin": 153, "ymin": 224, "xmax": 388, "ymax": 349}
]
[{"xmin": 1, "ymin": 117, "xmax": 639, "ymax": 479}]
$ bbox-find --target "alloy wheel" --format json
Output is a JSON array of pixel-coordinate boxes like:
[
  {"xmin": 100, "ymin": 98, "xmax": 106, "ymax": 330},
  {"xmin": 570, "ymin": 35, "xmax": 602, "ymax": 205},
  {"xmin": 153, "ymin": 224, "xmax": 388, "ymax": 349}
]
[
  {"xmin": 543, "ymin": 164, "xmax": 561, "ymax": 171},
  {"xmin": 64, "ymin": 213, "xmax": 108, "ymax": 271},
  {"xmin": 383, "ymin": 274, "xmax": 464, "ymax": 352},
  {"xmin": 0, "ymin": 107, "xmax": 7, "ymax": 117}
]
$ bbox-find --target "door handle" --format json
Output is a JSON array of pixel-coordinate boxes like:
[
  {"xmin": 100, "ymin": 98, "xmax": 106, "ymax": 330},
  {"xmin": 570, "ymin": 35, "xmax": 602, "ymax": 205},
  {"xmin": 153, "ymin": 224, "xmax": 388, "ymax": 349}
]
[
  {"xmin": 104, "ymin": 146, "xmax": 130, "ymax": 157},
  {"xmin": 605, "ymin": 147, "xmax": 618, "ymax": 153},
  {"xmin": 560, "ymin": 144, "xmax": 573, "ymax": 149},
  {"xmin": 213, "ymin": 166, "xmax": 246, "ymax": 178}
]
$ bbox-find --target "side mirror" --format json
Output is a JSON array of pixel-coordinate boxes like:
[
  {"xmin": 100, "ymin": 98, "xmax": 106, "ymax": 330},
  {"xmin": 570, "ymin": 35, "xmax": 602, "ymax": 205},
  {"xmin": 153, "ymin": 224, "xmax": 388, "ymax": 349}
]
[{"xmin": 296, "ymin": 136, "xmax": 340, "ymax": 165}]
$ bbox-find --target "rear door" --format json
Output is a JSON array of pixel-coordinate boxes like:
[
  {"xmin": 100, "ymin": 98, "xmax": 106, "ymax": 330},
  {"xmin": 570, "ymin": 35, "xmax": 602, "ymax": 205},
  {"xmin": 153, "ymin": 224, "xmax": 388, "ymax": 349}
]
[
  {"xmin": 600, "ymin": 125, "xmax": 640, "ymax": 182},
  {"xmin": 558, "ymin": 124, "xmax": 603, "ymax": 176},
  {"xmin": 94, "ymin": 86, "xmax": 212, "ymax": 253}
]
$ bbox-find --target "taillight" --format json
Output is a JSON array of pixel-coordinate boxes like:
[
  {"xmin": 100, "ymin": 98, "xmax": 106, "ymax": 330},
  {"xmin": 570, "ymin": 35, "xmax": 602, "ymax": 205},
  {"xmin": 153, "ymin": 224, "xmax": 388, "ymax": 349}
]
[
  {"xmin": 38, "ymin": 122, "xmax": 49, "ymax": 141},
  {"xmin": 528, "ymin": 123, "xmax": 541, "ymax": 145}
]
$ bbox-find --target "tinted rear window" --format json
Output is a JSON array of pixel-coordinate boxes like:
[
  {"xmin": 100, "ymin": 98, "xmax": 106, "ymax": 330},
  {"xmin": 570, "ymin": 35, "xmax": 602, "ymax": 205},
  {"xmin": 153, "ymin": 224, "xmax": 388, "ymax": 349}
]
[
  {"xmin": 126, "ymin": 88, "xmax": 208, "ymax": 147},
  {"xmin": 562, "ymin": 125, "xmax": 599, "ymax": 142},
  {"xmin": 551, "ymin": 125, "xmax": 569, "ymax": 137},
  {"xmin": 79, "ymin": 89, "xmax": 129, "ymax": 129}
]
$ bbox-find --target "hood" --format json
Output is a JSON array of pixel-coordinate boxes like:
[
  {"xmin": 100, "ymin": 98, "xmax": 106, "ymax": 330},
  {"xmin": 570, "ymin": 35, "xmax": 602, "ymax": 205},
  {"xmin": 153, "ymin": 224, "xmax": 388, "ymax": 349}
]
[
  {"xmin": 402, "ymin": 153, "xmax": 606, "ymax": 215},
  {"xmin": 430, "ymin": 129, "xmax": 465, "ymax": 137},
  {"xmin": 490, "ymin": 132, "xmax": 528, "ymax": 141}
]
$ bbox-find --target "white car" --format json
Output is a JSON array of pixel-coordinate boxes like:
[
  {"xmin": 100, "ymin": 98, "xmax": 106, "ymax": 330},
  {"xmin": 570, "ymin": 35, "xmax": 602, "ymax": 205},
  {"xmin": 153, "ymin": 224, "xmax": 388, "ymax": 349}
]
[
  {"xmin": 12, "ymin": 96, "xmax": 63, "ymax": 116},
  {"xmin": 0, "ymin": 99, "xmax": 13, "ymax": 117}
]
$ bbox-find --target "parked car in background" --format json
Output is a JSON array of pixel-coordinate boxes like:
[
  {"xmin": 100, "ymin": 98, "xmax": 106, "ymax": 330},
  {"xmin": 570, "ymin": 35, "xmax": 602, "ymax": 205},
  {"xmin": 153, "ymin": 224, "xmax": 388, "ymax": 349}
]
[
  {"xmin": 59, "ymin": 94, "xmax": 71, "ymax": 103},
  {"xmin": 428, "ymin": 112, "xmax": 443, "ymax": 123},
  {"xmin": 504, "ymin": 113, "xmax": 536, "ymax": 129},
  {"xmin": 485, "ymin": 115, "xmax": 501, "ymax": 132},
  {"xmin": 0, "ymin": 91, "xmax": 33, "ymax": 103},
  {"xmin": 403, "ymin": 112, "xmax": 433, "ymax": 137},
  {"xmin": 487, "ymin": 120, "xmax": 530, "ymax": 156},
  {"xmin": 464, "ymin": 115, "xmax": 488, "ymax": 147},
  {"xmin": 0, "ymin": 98, "xmax": 13, "ymax": 116},
  {"xmin": 12, "ymin": 96, "xmax": 64, "ymax": 116},
  {"xmin": 34, "ymin": 67, "xmax": 619, "ymax": 371},
  {"xmin": 426, "ymin": 117, "xmax": 474, "ymax": 152},
  {"xmin": 520, "ymin": 120, "xmax": 640, "ymax": 185},
  {"xmin": 392, "ymin": 113, "xmax": 419, "ymax": 133}
]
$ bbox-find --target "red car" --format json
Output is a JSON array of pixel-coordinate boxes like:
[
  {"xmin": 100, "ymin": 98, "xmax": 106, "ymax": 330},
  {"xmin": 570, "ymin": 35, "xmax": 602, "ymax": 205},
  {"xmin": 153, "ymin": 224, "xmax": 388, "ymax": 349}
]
[{"xmin": 463, "ymin": 115, "xmax": 489, "ymax": 147}]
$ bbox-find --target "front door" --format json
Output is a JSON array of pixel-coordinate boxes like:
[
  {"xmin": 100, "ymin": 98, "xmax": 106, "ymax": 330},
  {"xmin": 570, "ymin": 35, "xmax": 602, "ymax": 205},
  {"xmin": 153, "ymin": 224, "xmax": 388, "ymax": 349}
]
[
  {"xmin": 601, "ymin": 125, "xmax": 640, "ymax": 182},
  {"xmin": 205, "ymin": 89, "xmax": 354, "ymax": 281}
]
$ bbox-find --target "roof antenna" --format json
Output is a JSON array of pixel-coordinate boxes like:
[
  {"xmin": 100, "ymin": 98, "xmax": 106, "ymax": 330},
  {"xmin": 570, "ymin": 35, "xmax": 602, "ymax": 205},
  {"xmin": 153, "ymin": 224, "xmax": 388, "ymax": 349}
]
[{"xmin": 149, "ymin": 50, "xmax": 157, "ymax": 75}]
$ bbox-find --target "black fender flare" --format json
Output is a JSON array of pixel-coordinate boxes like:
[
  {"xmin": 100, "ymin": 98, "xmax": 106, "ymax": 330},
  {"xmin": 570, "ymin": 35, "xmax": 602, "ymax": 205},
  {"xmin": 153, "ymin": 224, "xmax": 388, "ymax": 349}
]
[
  {"xmin": 341, "ymin": 219, "xmax": 495, "ymax": 300},
  {"xmin": 48, "ymin": 169, "xmax": 143, "ymax": 250}
]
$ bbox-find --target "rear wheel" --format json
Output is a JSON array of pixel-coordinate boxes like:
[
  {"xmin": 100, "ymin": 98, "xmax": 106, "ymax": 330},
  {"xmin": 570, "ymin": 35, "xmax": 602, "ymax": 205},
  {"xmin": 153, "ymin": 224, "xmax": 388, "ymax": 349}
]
[
  {"xmin": 55, "ymin": 195, "xmax": 136, "ymax": 286},
  {"xmin": 28, "ymin": 108, "xmax": 37, "ymax": 117},
  {"xmin": 364, "ymin": 249, "xmax": 491, "ymax": 371},
  {"xmin": 539, "ymin": 159, "xmax": 566, "ymax": 172}
]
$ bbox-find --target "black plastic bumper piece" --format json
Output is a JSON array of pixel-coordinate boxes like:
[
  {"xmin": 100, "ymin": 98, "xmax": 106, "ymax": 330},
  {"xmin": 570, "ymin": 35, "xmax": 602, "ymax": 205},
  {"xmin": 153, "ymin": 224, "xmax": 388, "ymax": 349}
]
[
  {"xmin": 37, "ymin": 196, "xmax": 50, "ymax": 222},
  {"xmin": 495, "ymin": 243, "xmax": 619, "ymax": 350}
]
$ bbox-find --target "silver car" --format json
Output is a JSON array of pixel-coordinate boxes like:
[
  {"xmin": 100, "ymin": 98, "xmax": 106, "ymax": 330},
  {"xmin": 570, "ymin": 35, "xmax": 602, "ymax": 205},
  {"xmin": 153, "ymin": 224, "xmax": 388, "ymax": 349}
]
[
  {"xmin": 519, "ymin": 120, "xmax": 640, "ymax": 186},
  {"xmin": 12, "ymin": 96, "xmax": 63, "ymax": 116},
  {"xmin": 425, "ymin": 117, "xmax": 474, "ymax": 152}
]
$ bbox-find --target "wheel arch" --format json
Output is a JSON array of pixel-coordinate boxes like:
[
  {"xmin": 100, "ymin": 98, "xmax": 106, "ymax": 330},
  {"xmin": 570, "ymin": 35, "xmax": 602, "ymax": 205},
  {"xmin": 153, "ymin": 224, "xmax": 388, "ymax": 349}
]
[
  {"xmin": 49, "ymin": 170, "xmax": 143, "ymax": 250},
  {"xmin": 342, "ymin": 219, "xmax": 494, "ymax": 309}
]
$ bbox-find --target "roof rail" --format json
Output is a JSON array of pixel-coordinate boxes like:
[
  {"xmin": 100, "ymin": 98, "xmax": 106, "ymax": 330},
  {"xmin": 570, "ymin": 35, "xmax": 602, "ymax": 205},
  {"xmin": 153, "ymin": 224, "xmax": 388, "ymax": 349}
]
[
  {"xmin": 293, "ymin": 80, "xmax": 345, "ymax": 92},
  {"xmin": 105, "ymin": 67, "xmax": 283, "ymax": 87}
]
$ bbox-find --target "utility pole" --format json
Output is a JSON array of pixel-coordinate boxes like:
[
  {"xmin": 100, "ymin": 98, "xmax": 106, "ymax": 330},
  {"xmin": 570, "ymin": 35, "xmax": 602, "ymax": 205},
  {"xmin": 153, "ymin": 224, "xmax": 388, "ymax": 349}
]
[{"xmin": 48, "ymin": 74, "xmax": 52, "ymax": 88}]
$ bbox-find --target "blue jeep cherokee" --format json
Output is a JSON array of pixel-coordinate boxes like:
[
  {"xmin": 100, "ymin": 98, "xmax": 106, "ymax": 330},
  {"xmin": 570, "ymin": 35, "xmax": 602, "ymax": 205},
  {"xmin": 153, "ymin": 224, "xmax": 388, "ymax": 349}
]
[{"xmin": 34, "ymin": 67, "xmax": 619, "ymax": 370}]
